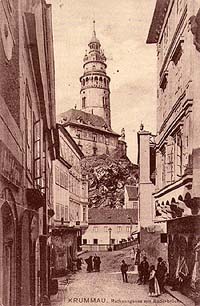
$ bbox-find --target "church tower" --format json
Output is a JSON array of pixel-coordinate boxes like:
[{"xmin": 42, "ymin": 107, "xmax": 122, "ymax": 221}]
[{"xmin": 80, "ymin": 21, "xmax": 111, "ymax": 127}]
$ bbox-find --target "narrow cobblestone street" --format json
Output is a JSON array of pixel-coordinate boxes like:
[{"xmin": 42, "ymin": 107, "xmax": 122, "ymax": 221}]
[{"xmin": 51, "ymin": 247, "xmax": 183, "ymax": 306}]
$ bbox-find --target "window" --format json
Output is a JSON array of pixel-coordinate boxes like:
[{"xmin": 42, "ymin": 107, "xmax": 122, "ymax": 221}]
[
  {"xmin": 60, "ymin": 171, "xmax": 65, "ymax": 187},
  {"xmin": 93, "ymin": 147, "xmax": 97, "ymax": 156},
  {"xmin": 102, "ymin": 96, "xmax": 105, "ymax": 107},
  {"xmin": 61, "ymin": 205, "xmax": 64, "ymax": 220},
  {"xmin": 176, "ymin": 133, "xmax": 183, "ymax": 177},
  {"xmin": 166, "ymin": 137, "xmax": 175, "ymax": 184},
  {"xmin": 105, "ymin": 137, "xmax": 109, "ymax": 145},
  {"xmin": 82, "ymin": 97, "xmax": 86, "ymax": 108},
  {"xmin": 93, "ymin": 134, "xmax": 97, "ymax": 142},
  {"xmin": 161, "ymin": 146, "xmax": 166, "ymax": 186},
  {"xmin": 161, "ymin": 233, "xmax": 167, "ymax": 243},
  {"xmin": 64, "ymin": 173, "xmax": 68, "ymax": 189},
  {"xmin": 82, "ymin": 181, "xmax": 87, "ymax": 198},
  {"xmin": 83, "ymin": 206, "xmax": 87, "ymax": 222},
  {"xmin": 160, "ymin": 72, "xmax": 168, "ymax": 91},
  {"xmin": 133, "ymin": 202, "xmax": 138, "ymax": 209},
  {"xmin": 64, "ymin": 205, "xmax": 68, "ymax": 221},
  {"xmin": 69, "ymin": 174, "xmax": 72, "ymax": 192},
  {"xmin": 93, "ymin": 226, "xmax": 98, "ymax": 232},
  {"xmin": 33, "ymin": 117, "xmax": 42, "ymax": 186},
  {"xmin": 172, "ymin": 43, "xmax": 182, "ymax": 66},
  {"xmin": 26, "ymin": 92, "xmax": 33, "ymax": 177},
  {"xmin": 104, "ymin": 226, "xmax": 108, "ymax": 232},
  {"xmin": 126, "ymin": 226, "xmax": 130, "ymax": 232},
  {"xmin": 83, "ymin": 239, "xmax": 87, "ymax": 245},
  {"xmin": 111, "ymin": 239, "xmax": 115, "ymax": 244},
  {"xmin": 55, "ymin": 204, "xmax": 61, "ymax": 220},
  {"xmin": 93, "ymin": 239, "xmax": 98, "ymax": 245},
  {"xmin": 55, "ymin": 167, "xmax": 60, "ymax": 185},
  {"xmin": 76, "ymin": 129, "xmax": 82, "ymax": 139},
  {"xmin": 117, "ymin": 226, "xmax": 122, "ymax": 232}
]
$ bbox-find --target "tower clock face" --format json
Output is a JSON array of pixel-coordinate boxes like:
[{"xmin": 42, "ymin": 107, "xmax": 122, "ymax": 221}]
[{"xmin": 1, "ymin": 16, "xmax": 14, "ymax": 61}]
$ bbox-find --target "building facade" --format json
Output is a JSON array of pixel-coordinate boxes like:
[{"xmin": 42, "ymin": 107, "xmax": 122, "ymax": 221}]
[
  {"xmin": 58, "ymin": 109, "xmax": 120, "ymax": 157},
  {"xmin": 0, "ymin": 0, "xmax": 56, "ymax": 305},
  {"xmin": 82, "ymin": 208, "xmax": 138, "ymax": 251},
  {"xmin": 57, "ymin": 21, "xmax": 127, "ymax": 158},
  {"xmin": 51, "ymin": 124, "xmax": 88, "ymax": 275},
  {"xmin": 147, "ymin": 0, "xmax": 200, "ymax": 294}
]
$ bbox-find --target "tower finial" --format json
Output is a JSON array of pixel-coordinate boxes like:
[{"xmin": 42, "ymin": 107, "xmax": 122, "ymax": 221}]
[{"xmin": 93, "ymin": 20, "xmax": 96, "ymax": 36}]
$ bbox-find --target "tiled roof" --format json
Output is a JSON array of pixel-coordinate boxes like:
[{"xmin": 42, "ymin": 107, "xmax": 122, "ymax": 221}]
[
  {"xmin": 125, "ymin": 185, "xmax": 138, "ymax": 201},
  {"xmin": 57, "ymin": 109, "xmax": 119, "ymax": 136},
  {"xmin": 88, "ymin": 208, "xmax": 138, "ymax": 224}
]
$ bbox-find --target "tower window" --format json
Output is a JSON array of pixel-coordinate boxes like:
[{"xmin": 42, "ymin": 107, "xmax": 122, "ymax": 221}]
[
  {"xmin": 93, "ymin": 147, "xmax": 97, "ymax": 156},
  {"xmin": 82, "ymin": 97, "xmax": 86, "ymax": 108},
  {"xmin": 76, "ymin": 129, "xmax": 82, "ymax": 139},
  {"xmin": 93, "ymin": 134, "xmax": 97, "ymax": 142},
  {"xmin": 103, "ymin": 97, "xmax": 105, "ymax": 107}
]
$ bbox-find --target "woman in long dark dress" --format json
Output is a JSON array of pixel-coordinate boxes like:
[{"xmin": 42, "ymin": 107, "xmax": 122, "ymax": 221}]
[
  {"xmin": 149, "ymin": 265, "xmax": 160, "ymax": 297},
  {"xmin": 85, "ymin": 256, "xmax": 93, "ymax": 272}
]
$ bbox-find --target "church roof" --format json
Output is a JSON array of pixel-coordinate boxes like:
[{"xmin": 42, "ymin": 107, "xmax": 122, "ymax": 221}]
[
  {"xmin": 88, "ymin": 208, "xmax": 138, "ymax": 224},
  {"xmin": 57, "ymin": 109, "xmax": 120, "ymax": 136}
]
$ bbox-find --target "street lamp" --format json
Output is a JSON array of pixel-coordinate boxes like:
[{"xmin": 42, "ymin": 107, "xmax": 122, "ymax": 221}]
[
  {"xmin": 108, "ymin": 227, "xmax": 112, "ymax": 251},
  {"xmin": 128, "ymin": 217, "xmax": 133, "ymax": 239}
]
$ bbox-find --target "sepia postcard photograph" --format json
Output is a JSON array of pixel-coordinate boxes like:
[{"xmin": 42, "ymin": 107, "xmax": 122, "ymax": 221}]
[{"xmin": 0, "ymin": 0, "xmax": 200, "ymax": 305}]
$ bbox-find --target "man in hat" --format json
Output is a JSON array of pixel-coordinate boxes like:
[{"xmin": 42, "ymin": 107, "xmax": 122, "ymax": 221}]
[
  {"xmin": 140, "ymin": 256, "xmax": 149, "ymax": 284},
  {"xmin": 156, "ymin": 257, "xmax": 167, "ymax": 293},
  {"xmin": 121, "ymin": 260, "xmax": 128, "ymax": 283}
]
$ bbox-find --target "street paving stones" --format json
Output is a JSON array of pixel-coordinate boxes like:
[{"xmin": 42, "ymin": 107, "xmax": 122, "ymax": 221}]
[{"xmin": 51, "ymin": 248, "xmax": 184, "ymax": 306}]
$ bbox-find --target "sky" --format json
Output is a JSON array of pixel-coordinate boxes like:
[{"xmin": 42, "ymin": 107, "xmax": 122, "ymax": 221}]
[{"xmin": 49, "ymin": 0, "xmax": 157, "ymax": 163}]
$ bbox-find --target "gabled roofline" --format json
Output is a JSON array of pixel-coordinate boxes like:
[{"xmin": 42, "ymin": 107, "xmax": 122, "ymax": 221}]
[
  {"xmin": 56, "ymin": 123, "xmax": 84, "ymax": 158},
  {"xmin": 63, "ymin": 121, "xmax": 120, "ymax": 137}
]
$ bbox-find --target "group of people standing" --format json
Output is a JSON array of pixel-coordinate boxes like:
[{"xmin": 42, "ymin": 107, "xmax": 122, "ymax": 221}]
[
  {"xmin": 138, "ymin": 256, "xmax": 167, "ymax": 296},
  {"xmin": 85, "ymin": 254, "xmax": 101, "ymax": 272},
  {"xmin": 121, "ymin": 247, "xmax": 168, "ymax": 297}
]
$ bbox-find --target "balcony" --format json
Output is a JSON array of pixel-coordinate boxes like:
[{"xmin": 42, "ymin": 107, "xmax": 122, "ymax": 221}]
[{"xmin": 26, "ymin": 188, "xmax": 44, "ymax": 209}]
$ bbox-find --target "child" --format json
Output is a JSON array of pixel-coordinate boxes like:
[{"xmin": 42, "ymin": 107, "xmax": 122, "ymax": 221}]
[{"xmin": 149, "ymin": 265, "xmax": 160, "ymax": 297}]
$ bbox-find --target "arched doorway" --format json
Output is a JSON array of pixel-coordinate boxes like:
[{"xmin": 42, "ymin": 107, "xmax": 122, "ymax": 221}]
[
  {"xmin": 2, "ymin": 203, "xmax": 15, "ymax": 306},
  {"xmin": 20, "ymin": 211, "xmax": 39, "ymax": 306},
  {"xmin": 0, "ymin": 188, "xmax": 17, "ymax": 306}
]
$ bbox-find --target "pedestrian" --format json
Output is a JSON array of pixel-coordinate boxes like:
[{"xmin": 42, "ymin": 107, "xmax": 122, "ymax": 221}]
[
  {"xmin": 156, "ymin": 257, "xmax": 167, "ymax": 293},
  {"xmin": 135, "ymin": 248, "xmax": 141, "ymax": 265},
  {"xmin": 140, "ymin": 256, "xmax": 149, "ymax": 284},
  {"xmin": 85, "ymin": 256, "xmax": 93, "ymax": 272},
  {"xmin": 149, "ymin": 265, "xmax": 160, "ymax": 297},
  {"xmin": 96, "ymin": 255, "xmax": 101, "ymax": 272},
  {"xmin": 141, "ymin": 249, "xmax": 147, "ymax": 258},
  {"xmin": 76, "ymin": 257, "xmax": 83, "ymax": 270},
  {"xmin": 136, "ymin": 261, "xmax": 143, "ymax": 284},
  {"xmin": 130, "ymin": 247, "xmax": 135, "ymax": 264},
  {"xmin": 93, "ymin": 254, "xmax": 99, "ymax": 272},
  {"xmin": 121, "ymin": 260, "xmax": 128, "ymax": 283}
]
